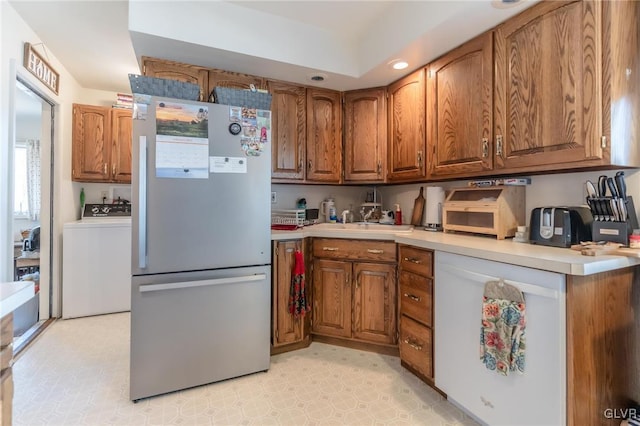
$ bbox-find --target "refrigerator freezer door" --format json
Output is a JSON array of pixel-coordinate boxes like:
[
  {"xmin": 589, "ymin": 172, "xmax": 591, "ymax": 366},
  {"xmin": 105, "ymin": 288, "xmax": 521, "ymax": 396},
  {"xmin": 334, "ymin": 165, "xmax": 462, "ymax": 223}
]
[
  {"xmin": 130, "ymin": 265, "xmax": 271, "ymax": 401},
  {"xmin": 132, "ymin": 100, "xmax": 271, "ymax": 276}
]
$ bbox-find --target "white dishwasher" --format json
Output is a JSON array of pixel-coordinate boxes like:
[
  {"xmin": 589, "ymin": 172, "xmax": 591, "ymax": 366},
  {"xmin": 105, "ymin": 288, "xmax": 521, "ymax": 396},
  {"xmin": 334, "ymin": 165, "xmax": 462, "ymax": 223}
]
[
  {"xmin": 62, "ymin": 217, "xmax": 131, "ymax": 319},
  {"xmin": 435, "ymin": 252, "xmax": 566, "ymax": 426}
]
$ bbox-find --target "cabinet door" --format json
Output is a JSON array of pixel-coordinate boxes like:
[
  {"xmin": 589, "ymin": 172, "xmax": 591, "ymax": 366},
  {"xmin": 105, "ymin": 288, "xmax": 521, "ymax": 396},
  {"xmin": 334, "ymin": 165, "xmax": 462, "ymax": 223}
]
[
  {"xmin": 344, "ymin": 88, "xmax": 387, "ymax": 182},
  {"xmin": 111, "ymin": 109, "xmax": 132, "ymax": 183},
  {"xmin": 387, "ymin": 68, "xmax": 426, "ymax": 182},
  {"xmin": 272, "ymin": 240, "xmax": 305, "ymax": 346},
  {"xmin": 312, "ymin": 259, "xmax": 351, "ymax": 338},
  {"xmin": 352, "ymin": 262, "xmax": 397, "ymax": 345},
  {"xmin": 427, "ymin": 32, "xmax": 494, "ymax": 179},
  {"xmin": 142, "ymin": 57, "xmax": 209, "ymax": 102},
  {"xmin": 72, "ymin": 104, "xmax": 111, "ymax": 182},
  {"xmin": 494, "ymin": 1, "xmax": 601, "ymax": 172},
  {"xmin": 269, "ymin": 81, "xmax": 306, "ymax": 180},
  {"xmin": 209, "ymin": 69, "xmax": 265, "ymax": 96},
  {"xmin": 306, "ymin": 88, "xmax": 342, "ymax": 183}
]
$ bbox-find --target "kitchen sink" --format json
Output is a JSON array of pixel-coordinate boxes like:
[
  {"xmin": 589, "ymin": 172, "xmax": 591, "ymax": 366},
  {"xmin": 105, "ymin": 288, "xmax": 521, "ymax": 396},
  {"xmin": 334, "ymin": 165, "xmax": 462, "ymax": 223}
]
[{"xmin": 311, "ymin": 222, "xmax": 414, "ymax": 233}]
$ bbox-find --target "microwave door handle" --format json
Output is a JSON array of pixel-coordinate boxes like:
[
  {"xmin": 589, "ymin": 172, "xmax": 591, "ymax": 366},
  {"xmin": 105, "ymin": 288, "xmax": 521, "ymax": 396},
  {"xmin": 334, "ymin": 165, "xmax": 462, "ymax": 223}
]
[{"xmin": 138, "ymin": 136, "xmax": 147, "ymax": 269}]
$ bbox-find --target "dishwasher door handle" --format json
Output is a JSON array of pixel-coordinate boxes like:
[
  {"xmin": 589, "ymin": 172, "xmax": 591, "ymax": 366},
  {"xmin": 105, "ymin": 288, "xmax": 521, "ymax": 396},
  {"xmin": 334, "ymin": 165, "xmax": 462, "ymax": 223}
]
[
  {"xmin": 139, "ymin": 274, "xmax": 267, "ymax": 293},
  {"xmin": 437, "ymin": 263, "xmax": 559, "ymax": 299}
]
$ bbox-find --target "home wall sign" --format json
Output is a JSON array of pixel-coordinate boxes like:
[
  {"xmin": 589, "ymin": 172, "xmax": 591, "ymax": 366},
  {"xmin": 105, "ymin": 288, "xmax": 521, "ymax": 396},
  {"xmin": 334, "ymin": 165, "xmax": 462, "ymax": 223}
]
[{"xmin": 23, "ymin": 42, "xmax": 59, "ymax": 95}]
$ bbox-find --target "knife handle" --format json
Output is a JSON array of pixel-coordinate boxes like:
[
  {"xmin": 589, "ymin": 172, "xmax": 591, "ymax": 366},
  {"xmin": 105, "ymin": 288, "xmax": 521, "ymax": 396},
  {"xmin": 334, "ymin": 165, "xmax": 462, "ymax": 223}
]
[
  {"xmin": 598, "ymin": 175, "xmax": 608, "ymax": 197},
  {"xmin": 615, "ymin": 172, "xmax": 627, "ymax": 200},
  {"xmin": 607, "ymin": 177, "xmax": 619, "ymax": 198}
]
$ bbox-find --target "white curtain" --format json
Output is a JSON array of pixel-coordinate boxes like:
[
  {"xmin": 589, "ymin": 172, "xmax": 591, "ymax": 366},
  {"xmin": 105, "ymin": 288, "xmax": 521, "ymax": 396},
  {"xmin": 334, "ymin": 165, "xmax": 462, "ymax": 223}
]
[{"xmin": 26, "ymin": 139, "xmax": 41, "ymax": 221}]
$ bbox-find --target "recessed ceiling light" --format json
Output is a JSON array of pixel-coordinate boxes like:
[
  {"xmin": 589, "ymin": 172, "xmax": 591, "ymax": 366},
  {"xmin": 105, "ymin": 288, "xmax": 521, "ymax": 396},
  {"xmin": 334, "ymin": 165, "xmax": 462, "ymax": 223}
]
[
  {"xmin": 389, "ymin": 60, "xmax": 409, "ymax": 70},
  {"xmin": 307, "ymin": 73, "xmax": 328, "ymax": 83}
]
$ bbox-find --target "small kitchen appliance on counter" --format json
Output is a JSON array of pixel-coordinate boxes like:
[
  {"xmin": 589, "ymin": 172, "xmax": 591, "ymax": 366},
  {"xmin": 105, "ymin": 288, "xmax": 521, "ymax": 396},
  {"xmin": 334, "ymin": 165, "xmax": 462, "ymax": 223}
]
[{"xmin": 529, "ymin": 206, "xmax": 592, "ymax": 247}]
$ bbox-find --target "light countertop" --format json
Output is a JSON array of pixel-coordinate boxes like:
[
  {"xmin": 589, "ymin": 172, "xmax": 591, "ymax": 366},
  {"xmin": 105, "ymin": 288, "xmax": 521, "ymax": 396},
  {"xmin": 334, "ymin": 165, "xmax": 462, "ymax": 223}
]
[
  {"xmin": 272, "ymin": 225, "xmax": 640, "ymax": 276},
  {"xmin": 0, "ymin": 281, "xmax": 35, "ymax": 317}
]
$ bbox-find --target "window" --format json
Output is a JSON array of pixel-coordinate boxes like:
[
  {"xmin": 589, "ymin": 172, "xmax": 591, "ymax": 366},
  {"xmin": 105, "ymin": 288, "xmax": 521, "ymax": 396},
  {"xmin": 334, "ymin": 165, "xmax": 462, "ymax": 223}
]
[{"xmin": 14, "ymin": 144, "xmax": 28, "ymax": 217}]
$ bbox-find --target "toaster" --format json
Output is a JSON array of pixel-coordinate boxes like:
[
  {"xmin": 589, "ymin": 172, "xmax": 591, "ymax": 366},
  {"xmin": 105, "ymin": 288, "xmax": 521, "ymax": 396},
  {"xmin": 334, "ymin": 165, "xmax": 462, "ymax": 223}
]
[{"xmin": 529, "ymin": 206, "xmax": 593, "ymax": 247}]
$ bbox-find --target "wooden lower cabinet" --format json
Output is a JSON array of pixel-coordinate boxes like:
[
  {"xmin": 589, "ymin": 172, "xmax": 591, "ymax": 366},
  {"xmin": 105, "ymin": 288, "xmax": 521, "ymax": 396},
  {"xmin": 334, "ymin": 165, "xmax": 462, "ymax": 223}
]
[
  {"xmin": 398, "ymin": 245, "xmax": 434, "ymax": 385},
  {"xmin": 352, "ymin": 262, "xmax": 396, "ymax": 345},
  {"xmin": 271, "ymin": 240, "xmax": 310, "ymax": 354},
  {"xmin": 1, "ymin": 313, "xmax": 13, "ymax": 426},
  {"xmin": 312, "ymin": 259, "xmax": 352, "ymax": 338},
  {"xmin": 312, "ymin": 239, "xmax": 397, "ymax": 349}
]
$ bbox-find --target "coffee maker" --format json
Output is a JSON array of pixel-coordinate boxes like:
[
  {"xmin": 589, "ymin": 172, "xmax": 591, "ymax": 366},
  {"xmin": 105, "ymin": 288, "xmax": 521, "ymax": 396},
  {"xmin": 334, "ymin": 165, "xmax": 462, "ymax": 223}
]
[{"xmin": 23, "ymin": 226, "xmax": 40, "ymax": 251}]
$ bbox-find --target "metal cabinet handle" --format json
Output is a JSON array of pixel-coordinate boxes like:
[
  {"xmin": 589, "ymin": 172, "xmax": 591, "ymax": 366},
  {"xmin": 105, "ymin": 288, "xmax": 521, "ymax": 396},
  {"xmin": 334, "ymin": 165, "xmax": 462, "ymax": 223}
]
[
  {"xmin": 367, "ymin": 249, "xmax": 384, "ymax": 254},
  {"xmin": 308, "ymin": 159, "xmax": 312, "ymax": 171},
  {"xmin": 112, "ymin": 164, "xmax": 116, "ymax": 177},
  {"xmin": 139, "ymin": 274, "xmax": 267, "ymax": 293},
  {"xmin": 103, "ymin": 162, "xmax": 107, "ymax": 175},
  {"xmin": 403, "ymin": 257, "xmax": 422, "ymax": 264},
  {"xmin": 323, "ymin": 247, "xmax": 339, "ymax": 251},
  {"xmin": 482, "ymin": 138, "xmax": 488, "ymax": 158},
  {"xmin": 298, "ymin": 160, "xmax": 303, "ymax": 172},
  {"xmin": 403, "ymin": 293, "xmax": 421, "ymax": 302},
  {"xmin": 138, "ymin": 136, "xmax": 147, "ymax": 269},
  {"xmin": 417, "ymin": 150, "xmax": 423, "ymax": 169},
  {"xmin": 355, "ymin": 271, "xmax": 361, "ymax": 288},
  {"xmin": 403, "ymin": 339, "xmax": 423, "ymax": 351},
  {"xmin": 377, "ymin": 161, "xmax": 382, "ymax": 175},
  {"xmin": 496, "ymin": 135, "xmax": 503, "ymax": 157}
]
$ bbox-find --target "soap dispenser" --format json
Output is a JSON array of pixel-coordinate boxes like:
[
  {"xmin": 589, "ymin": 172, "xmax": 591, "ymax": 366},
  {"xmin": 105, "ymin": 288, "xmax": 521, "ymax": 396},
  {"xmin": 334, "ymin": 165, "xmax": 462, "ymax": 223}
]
[{"xmin": 394, "ymin": 204, "xmax": 402, "ymax": 225}]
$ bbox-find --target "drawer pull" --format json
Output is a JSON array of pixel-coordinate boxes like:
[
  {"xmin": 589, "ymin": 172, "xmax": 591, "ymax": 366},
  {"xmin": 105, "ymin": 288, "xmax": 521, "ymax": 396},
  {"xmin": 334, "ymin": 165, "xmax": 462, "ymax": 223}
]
[
  {"xmin": 323, "ymin": 247, "xmax": 339, "ymax": 251},
  {"xmin": 367, "ymin": 249, "xmax": 384, "ymax": 254},
  {"xmin": 403, "ymin": 293, "xmax": 421, "ymax": 302},
  {"xmin": 403, "ymin": 339, "xmax": 423, "ymax": 351},
  {"xmin": 404, "ymin": 257, "xmax": 422, "ymax": 264}
]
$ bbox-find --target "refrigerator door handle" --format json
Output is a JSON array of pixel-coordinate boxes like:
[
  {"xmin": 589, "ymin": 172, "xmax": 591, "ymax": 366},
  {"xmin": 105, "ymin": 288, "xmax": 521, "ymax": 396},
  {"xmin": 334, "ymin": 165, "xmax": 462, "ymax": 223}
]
[
  {"xmin": 139, "ymin": 273, "xmax": 267, "ymax": 293},
  {"xmin": 138, "ymin": 136, "xmax": 147, "ymax": 269}
]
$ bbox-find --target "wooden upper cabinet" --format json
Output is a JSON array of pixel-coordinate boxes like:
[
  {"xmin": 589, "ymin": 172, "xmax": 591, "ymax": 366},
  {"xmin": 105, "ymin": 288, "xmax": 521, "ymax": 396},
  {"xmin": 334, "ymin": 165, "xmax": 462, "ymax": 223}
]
[
  {"xmin": 73, "ymin": 104, "xmax": 133, "ymax": 183},
  {"xmin": 306, "ymin": 88, "xmax": 342, "ymax": 183},
  {"xmin": 427, "ymin": 32, "xmax": 494, "ymax": 179},
  {"xmin": 111, "ymin": 109, "xmax": 132, "ymax": 183},
  {"xmin": 269, "ymin": 81, "xmax": 306, "ymax": 180},
  {"xmin": 344, "ymin": 88, "xmax": 387, "ymax": 183},
  {"xmin": 142, "ymin": 57, "xmax": 208, "ymax": 102},
  {"xmin": 208, "ymin": 69, "xmax": 265, "ymax": 101},
  {"xmin": 387, "ymin": 69, "xmax": 426, "ymax": 182},
  {"xmin": 494, "ymin": 1, "xmax": 600, "ymax": 172},
  {"xmin": 72, "ymin": 104, "xmax": 111, "ymax": 182}
]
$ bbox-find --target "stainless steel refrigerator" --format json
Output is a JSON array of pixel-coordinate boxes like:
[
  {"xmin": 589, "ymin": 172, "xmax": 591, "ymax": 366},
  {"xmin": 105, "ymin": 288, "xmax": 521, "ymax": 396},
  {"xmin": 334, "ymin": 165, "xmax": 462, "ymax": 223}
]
[{"xmin": 130, "ymin": 98, "xmax": 271, "ymax": 401}]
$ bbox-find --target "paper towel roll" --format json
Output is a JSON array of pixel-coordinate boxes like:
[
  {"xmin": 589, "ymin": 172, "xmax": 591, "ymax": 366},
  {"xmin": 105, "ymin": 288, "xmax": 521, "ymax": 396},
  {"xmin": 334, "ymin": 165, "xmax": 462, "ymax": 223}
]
[{"xmin": 424, "ymin": 186, "xmax": 445, "ymax": 228}]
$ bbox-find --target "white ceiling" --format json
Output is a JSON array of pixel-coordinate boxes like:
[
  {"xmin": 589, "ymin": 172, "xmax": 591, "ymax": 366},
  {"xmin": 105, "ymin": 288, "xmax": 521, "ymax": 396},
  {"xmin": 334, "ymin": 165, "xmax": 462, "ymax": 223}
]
[{"xmin": 9, "ymin": 0, "xmax": 536, "ymax": 94}]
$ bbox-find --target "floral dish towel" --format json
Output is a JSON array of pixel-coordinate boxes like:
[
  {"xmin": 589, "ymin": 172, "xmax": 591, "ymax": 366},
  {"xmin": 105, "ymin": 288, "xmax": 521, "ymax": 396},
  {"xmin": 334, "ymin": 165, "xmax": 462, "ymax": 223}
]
[{"xmin": 480, "ymin": 280, "xmax": 526, "ymax": 376}]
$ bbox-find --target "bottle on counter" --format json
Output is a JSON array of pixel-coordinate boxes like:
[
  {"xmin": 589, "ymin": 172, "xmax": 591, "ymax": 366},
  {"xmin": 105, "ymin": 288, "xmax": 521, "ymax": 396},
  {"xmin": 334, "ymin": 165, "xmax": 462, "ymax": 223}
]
[{"xmin": 394, "ymin": 203, "xmax": 402, "ymax": 225}]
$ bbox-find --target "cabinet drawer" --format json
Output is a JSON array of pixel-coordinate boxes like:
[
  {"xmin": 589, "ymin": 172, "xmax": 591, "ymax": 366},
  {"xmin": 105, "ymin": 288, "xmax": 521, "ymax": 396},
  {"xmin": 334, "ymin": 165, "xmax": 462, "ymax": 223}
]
[
  {"xmin": 399, "ymin": 315, "xmax": 432, "ymax": 379},
  {"xmin": 399, "ymin": 271, "xmax": 432, "ymax": 326},
  {"xmin": 313, "ymin": 239, "xmax": 396, "ymax": 262},
  {"xmin": 0, "ymin": 314, "xmax": 12, "ymax": 349},
  {"xmin": 399, "ymin": 246, "xmax": 433, "ymax": 276}
]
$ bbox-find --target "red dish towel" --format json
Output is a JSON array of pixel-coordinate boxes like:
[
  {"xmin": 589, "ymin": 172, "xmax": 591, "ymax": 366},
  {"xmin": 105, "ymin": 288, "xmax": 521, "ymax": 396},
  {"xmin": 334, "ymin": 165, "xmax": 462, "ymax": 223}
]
[{"xmin": 288, "ymin": 250, "xmax": 310, "ymax": 317}]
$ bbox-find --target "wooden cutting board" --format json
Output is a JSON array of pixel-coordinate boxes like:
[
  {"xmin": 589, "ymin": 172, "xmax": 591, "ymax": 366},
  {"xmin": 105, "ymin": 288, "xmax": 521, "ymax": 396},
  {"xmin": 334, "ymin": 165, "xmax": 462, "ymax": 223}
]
[
  {"xmin": 570, "ymin": 243, "xmax": 640, "ymax": 257},
  {"xmin": 410, "ymin": 187, "xmax": 425, "ymax": 226}
]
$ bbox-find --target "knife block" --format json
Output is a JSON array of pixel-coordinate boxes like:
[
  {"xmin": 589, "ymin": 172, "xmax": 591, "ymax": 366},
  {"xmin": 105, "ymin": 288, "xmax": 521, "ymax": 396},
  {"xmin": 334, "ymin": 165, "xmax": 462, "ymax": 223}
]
[{"xmin": 592, "ymin": 197, "xmax": 638, "ymax": 245}]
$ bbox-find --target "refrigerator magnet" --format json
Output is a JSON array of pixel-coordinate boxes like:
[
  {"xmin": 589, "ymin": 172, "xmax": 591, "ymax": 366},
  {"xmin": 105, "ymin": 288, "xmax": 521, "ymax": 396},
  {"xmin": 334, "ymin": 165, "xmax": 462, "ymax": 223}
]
[{"xmin": 229, "ymin": 122, "xmax": 242, "ymax": 135}]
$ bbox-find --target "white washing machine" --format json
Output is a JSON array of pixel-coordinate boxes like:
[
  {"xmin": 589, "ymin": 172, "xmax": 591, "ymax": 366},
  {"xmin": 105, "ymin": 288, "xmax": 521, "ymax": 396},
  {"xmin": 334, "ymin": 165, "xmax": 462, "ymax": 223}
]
[{"xmin": 62, "ymin": 204, "xmax": 131, "ymax": 319}]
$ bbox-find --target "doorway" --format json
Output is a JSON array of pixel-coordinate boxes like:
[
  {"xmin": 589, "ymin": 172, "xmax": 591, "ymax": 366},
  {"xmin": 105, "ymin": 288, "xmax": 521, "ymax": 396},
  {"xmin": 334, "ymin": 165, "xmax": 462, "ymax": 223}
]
[{"xmin": 11, "ymin": 77, "xmax": 55, "ymax": 353}]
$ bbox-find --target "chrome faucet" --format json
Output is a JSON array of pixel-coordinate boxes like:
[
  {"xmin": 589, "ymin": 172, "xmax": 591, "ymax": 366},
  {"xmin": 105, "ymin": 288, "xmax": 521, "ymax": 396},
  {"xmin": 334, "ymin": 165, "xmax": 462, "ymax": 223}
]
[
  {"xmin": 361, "ymin": 208, "xmax": 374, "ymax": 222},
  {"xmin": 341, "ymin": 210, "xmax": 350, "ymax": 224}
]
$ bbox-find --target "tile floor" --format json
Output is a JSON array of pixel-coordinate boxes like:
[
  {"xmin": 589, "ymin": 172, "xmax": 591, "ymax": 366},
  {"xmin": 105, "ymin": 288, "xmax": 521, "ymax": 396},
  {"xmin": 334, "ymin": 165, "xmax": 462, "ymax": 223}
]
[{"xmin": 12, "ymin": 312, "xmax": 477, "ymax": 425}]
